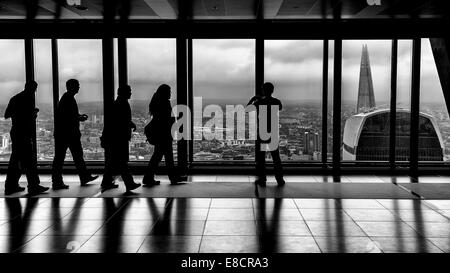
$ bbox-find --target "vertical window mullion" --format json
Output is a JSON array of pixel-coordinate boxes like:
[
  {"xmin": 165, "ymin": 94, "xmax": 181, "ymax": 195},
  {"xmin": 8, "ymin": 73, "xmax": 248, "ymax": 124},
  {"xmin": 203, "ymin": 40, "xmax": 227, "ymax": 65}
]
[
  {"xmin": 332, "ymin": 39, "xmax": 342, "ymax": 173},
  {"xmin": 176, "ymin": 37, "xmax": 188, "ymax": 171},
  {"xmin": 390, "ymin": 39, "xmax": 398, "ymax": 170},
  {"xmin": 322, "ymin": 39, "xmax": 329, "ymax": 165},
  {"xmin": 25, "ymin": 38, "xmax": 37, "ymax": 162},
  {"xmin": 188, "ymin": 38, "xmax": 194, "ymax": 164},
  {"xmin": 118, "ymin": 37, "xmax": 128, "ymax": 87},
  {"xmin": 410, "ymin": 38, "xmax": 422, "ymax": 175}
]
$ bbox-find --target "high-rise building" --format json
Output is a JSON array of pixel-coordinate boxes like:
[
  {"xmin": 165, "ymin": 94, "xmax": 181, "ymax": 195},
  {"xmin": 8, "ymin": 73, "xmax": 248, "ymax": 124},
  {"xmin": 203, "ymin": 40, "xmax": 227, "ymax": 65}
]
[
  {"xmin": 343, "ymin": 45, "xmax": 444, "ymax": 161},
  {"xmin": 343, "ymin": 109, "xmax": 444, "ymax": 161},
  {"xmin": 356, "ymin": 44, "xmax": 376, "ymax": 113},
  {"xmin": 304, "ymin": 131, "xmax": 319, "ymax": 155}
]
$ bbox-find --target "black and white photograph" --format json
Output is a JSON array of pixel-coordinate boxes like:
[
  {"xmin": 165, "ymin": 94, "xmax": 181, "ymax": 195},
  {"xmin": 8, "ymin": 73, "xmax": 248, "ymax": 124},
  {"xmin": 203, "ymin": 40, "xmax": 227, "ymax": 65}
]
[{"xmin": 1, "ymin": 0, "xmax": 450, "ymax": 272}]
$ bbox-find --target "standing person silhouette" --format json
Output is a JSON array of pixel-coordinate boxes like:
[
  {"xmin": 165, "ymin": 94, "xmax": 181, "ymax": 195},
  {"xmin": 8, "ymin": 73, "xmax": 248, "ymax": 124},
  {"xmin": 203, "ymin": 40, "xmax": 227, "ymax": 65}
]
[
  {"xmin": 247, "ymin": 82, "xmax": 285, "ymax": 187},
  {"xmin": 100, "ymin": 85, "xmax": 141, "ymax": 193},
  {"xmin": 143, "ymin": 84, "xmax": 187, "ymax": 186},
  {"xmin": 3, "ymin": 81, "xmax": 49, "ymax": 195},
  {"xmin": 51, "ymin": 79, "xmax": 98, "ymax": 190}
]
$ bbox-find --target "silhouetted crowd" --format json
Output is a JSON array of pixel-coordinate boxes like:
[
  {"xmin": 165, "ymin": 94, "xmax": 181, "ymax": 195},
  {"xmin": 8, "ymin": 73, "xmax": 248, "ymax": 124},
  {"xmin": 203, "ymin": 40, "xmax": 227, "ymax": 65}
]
[{"xmin": 3, "ymin": 80, "xmax": 284, "ymax": 196}]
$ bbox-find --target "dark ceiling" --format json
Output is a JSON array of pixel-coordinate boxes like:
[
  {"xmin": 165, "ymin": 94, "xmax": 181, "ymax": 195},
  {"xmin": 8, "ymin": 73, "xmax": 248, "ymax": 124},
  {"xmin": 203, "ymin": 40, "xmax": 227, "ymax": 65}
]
[{"xmin": 0, "ymin": 0, "xmax": 448, "ymax": 20}]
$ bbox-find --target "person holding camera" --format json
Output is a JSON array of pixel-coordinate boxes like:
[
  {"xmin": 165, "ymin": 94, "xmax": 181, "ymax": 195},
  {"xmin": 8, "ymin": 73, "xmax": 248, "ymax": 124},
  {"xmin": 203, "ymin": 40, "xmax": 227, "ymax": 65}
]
[{"xmin": 51, "ymin": 79, "xmax": 98, "ymax": 190}]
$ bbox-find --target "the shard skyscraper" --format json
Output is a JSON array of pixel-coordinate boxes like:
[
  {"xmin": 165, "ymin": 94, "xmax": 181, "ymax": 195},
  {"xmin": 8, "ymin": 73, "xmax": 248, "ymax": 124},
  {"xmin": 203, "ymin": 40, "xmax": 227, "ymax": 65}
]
[{"xmin": 356, "ymin": 44, "xmax": 376, "ymax": 113}]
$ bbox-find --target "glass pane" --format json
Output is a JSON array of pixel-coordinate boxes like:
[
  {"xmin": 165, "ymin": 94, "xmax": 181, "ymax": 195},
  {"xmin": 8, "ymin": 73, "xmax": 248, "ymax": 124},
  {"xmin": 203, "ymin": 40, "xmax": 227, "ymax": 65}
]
[
  {"xmin": 419, "ymin": 38, "xmax": 448, "ymax": 162},
  {"xmin": 0, "ymin": 40, "xmax": 25, "ymax": 162},
  {"xmin": 127, "ymin": 38, "xmax": 177, "ymax": 161},
  {"xmin": 396, "ymin": 39, "xmax": 412, "ymax": 162},
  {"xmin": 341, "ymin": 40, "xmax": 391, "ymax": 162},
  {"xmin": 193, "ymin": 39, "xmax": 255, "ymax": 161},
  {"xmin": 264, "ymin": 40, "xmax": 323, "ymax": 161},
  {"xmin": 34, "ymin": 39, "xmax": 54, "ymax": 161},
  {"xmin": 58, "ymin": 39, "xmax": 104, "ymax": 161}
]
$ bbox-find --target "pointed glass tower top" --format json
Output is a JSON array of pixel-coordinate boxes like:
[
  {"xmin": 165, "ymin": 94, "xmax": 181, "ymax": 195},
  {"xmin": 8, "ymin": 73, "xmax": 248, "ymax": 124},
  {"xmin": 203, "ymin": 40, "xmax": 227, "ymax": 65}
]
[{"xmin": 356, "ymin": 44, "xmax": 376, "ymax": 113}]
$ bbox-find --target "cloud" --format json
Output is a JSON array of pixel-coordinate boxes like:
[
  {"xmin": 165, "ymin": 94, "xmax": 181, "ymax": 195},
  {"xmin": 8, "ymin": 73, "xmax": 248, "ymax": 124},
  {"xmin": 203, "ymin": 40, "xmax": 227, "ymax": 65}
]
[{"xmin": 0, "ymin": 38, "xmax": 447, "ymax": 109}]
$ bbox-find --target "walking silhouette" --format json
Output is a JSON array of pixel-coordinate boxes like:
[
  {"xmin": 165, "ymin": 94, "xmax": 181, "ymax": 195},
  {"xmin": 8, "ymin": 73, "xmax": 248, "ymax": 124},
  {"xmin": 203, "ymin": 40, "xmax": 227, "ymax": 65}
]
[
  {"xmin": 3, "ymin": 81, "xmax": 49, "ymax": 195},
  {"xmin": 143, "ymin": 84, "xmax": 187, "ymax": 186},
  {"xmin": 100, "ymin": 85, "xmax": 141, "ymax": 193},
  {"xmin": 52, "ymin": 79, "xmax": 98, "ymax": 190},
  {"xmin": 247, "ymin": 82, "xmax": 285, "ymax": 187}
]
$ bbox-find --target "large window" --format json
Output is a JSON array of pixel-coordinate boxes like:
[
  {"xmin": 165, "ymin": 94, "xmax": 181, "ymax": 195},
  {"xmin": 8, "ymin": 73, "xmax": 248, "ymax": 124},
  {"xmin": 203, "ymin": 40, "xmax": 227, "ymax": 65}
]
[
  {"xmin": 58, "ymin": 39, "xmax": 104, "ymax": 160},
  {"xmin": 34, "ymin": 39, "xmax": 54, "ymax": 161},
  {"xmin": 420, "ymin": 38, "xmax": 450, "ymax": 162},
  {"xmin": 127, "ymin": 38, "xmax": 177, "ymax": 161},
  {"xmin": 193, "ymin": 39, "xmax": 255, "ymax": 161},
  {"xmin": 0, "ymin": 40, "xmax": 25, "ymax": 162},
  {"xmin": 264, "ymin": 40, "xmax": 323, "ymax": 161},
  {"xmin": 341, "ymin": 40, "xmax": 392, "ymax": 162}
]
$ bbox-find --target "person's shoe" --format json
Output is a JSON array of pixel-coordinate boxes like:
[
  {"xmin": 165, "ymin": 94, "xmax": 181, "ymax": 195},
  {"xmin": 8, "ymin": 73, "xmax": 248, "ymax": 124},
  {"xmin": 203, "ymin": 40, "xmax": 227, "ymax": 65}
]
[
  {"xmin": 4, "ymin": 186, "xmax": 25, "ymax": 195},
  {"xmin": 52, "ymin": 182, "xmax": 70, "ymax": 190},
  {"xmin": 276, "ymin": 177, "xmax": 286, "ymax": 187},
  {"xmin": 169, "ymin": 176, "xmax": 186, "ymax": 185},
  {"xmin": 125, "ymin": 182, "xmax": 141, "ymax": 192},
  {"xmin": 80, "ymin": 175, "xmax": 99, "ymax": 186},
  {"xmin": 101, "ymin": 183, "xmax": 119, "ymax": 193},
  {"xmin": 255, "ymin": 177, "xmax": 267, "ymax": 187},
  {"xmin": 143, "ymin": 179, "xmax": 161, "ymax": 186},
  {"xmin": 142, "ymin": 175, "xmax": 161, "ymax": 186},
  {"xmin": 178, "ymin": 175, "xmax": 188, "ymax": 181},
  {"xmin": 28, "ymin": 185, "xmax": 49, "ymax": 195}
]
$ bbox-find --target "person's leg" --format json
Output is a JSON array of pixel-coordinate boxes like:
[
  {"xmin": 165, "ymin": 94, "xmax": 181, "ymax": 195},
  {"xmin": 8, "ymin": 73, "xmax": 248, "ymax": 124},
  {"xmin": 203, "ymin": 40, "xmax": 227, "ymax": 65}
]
[
  {"xmin": 143, "ymin": 144, "xmax": 164, "ymax": 184},
  {"xmin": 52, "ymin": 138, "xmax": 68, "ymax": 184},
  {"xmin": 5, "ymin": 138, "xmax": 23, "ymax": 193},
  {"xmin": 68, "ymin": 137, "xmax": 90, "ymax": 181},
  {"xmin": 163, "ymin": 142, "xmax": 177, "ymax": 182},
  {"xmin": 255, "ymin": 142, "xmax": 267, "ymax": 181},
  {"xmin": 101, "ymin": 147, "xmax": 115, "ymax": 189},
  {"xmin": 21, "ymin": 139, "xmax": 40, "ymax": 186},
  {"xmin": 118, "ymin": 141, "xmax": 140, "ymax": 192},
  {"xmin": 22, "ymin": 139, "xmax": 47, "ymax": 194},
  {"xmin": 270, "ymin": 148, "xmax": 285, "ymax": 185}
]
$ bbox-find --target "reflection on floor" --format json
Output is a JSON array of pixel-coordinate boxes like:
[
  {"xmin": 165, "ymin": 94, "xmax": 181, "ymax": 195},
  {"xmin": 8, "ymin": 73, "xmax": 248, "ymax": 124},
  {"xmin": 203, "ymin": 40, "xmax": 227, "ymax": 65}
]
[
  {"xmin": 1, "ymin": 175, "xmax": 450, "ymax": 253},
  {"xmin": 1, "ymin": 195, "xmax": 450, "ymax": 253}
]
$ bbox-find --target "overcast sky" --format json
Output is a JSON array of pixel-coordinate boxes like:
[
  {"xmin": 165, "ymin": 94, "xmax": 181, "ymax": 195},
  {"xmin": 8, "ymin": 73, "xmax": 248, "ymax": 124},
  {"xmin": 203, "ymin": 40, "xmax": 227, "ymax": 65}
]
[{"xmin": 0, "ymin": 38, "xmax": 446, "ymax": 111}]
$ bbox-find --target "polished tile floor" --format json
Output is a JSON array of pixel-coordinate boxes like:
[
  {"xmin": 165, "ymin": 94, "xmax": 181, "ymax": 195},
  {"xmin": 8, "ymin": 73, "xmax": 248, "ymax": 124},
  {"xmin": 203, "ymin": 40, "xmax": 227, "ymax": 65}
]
[
  {"xmin": 0, "ymin": 196, "xmax": 450, "ymax": 253},
  {"xmin": 1, "ymin": 174, "xmax": 450, "ymax": 253}
]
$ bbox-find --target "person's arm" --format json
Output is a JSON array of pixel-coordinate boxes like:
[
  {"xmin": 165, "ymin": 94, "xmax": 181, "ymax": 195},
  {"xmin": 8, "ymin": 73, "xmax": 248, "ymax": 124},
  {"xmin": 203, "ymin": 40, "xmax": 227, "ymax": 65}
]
[{"xmin": 247, "ymin": 95, "xmax": 260, "ymax": 106}]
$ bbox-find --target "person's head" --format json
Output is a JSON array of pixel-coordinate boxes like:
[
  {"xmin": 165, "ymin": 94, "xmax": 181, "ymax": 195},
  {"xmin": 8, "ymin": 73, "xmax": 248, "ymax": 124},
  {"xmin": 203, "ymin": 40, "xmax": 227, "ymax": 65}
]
[
  {"xmin": 66, "ymin": 79, "xmax": 80, "ymax": 94},
  {"xmin": 155, "ymin": 84, "xmax": 171, "ymax": 100},
  {"xmin": 24, "ymin": 81, "xmax": 38, "ymax": 93},
  {"xmin": 149, "ymin": 84, "xmax": 171, "ymax": 115},
  {"xmin": 262, "ymin": 82, "xmax": 274, "ymax": 96},
  {"xmin": 117, "ymin": 84, "xmax": 132, "ymax": 99}
]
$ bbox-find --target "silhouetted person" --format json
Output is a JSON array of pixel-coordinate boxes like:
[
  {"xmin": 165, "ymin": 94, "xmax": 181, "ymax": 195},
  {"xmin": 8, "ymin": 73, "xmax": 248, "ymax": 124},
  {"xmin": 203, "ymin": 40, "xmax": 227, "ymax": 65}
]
[
  {"xmin": 143, "ymin": 84, "xmax": 187, "ymax": 186},
  {"xmin": 51, "ymin": 79, "xmax": 98, "ymax": 190},
  {"xmin": 3, "ymin": 81, "xmax": 49, "ymax": 195},
  {"xmin": 100, "ymin": 85, "xmax": 141, "ymax": 193},
  {"xmin": 247, "ymin": 82, "xmax": 285, "ymax": 187}
]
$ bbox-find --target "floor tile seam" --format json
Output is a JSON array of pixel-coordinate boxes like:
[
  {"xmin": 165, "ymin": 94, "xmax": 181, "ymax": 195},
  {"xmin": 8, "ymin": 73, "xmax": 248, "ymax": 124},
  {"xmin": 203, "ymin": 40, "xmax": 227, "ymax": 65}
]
[
  {"xmin": 10, "ymin": 234, "xmax": 40, "ymax": 253},
  {"xmin": 368, "ymin": 235, "xmax": 444, "ymax": 253},
  {"xmin": 196, "ymin": 200, "xmax": 212, "ymax": 253}
]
